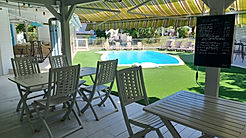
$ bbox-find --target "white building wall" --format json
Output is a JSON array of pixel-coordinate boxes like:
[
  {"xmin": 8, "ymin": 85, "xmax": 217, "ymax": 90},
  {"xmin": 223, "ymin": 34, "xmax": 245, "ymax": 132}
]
[
  {"xmin": 38, "ymin": 25, "xmax": 50, "ymax": 43},
  {"xmin": 0, "ymin": 7, "xmax": 14, "ymax": 75}
]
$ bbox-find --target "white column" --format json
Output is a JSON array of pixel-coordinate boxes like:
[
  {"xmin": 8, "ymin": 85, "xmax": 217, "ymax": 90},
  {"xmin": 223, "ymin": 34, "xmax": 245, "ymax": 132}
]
[
  {"xmin": 60, "ymin": 3, "xmax": 72, "ymax": 65},
  {"xmin": 203, "ymin": 0, "xmax": 235, "ymax": 97},
  {"xmin": 0, "ymin": 7, "xmax": 14, "ymax": 75}
]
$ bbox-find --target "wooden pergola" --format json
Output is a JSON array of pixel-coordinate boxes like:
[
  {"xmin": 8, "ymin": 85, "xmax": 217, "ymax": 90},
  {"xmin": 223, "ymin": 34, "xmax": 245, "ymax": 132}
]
[{"xmin": 6, "ymin": 0, "xmax": 237, "ymax": 98}]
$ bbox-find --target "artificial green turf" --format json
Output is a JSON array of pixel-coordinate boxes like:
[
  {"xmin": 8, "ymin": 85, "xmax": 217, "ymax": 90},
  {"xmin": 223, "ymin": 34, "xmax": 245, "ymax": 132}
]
[{"xmin": 73, "ymin": 50, "xmax": 246, "ymax": 104}]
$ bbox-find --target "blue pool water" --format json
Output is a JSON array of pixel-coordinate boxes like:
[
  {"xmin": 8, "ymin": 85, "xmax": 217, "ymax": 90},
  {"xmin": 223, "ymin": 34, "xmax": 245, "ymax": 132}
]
[{"xmin": 104, "ymin": 51, "xmax": 179, "ymax": 65}]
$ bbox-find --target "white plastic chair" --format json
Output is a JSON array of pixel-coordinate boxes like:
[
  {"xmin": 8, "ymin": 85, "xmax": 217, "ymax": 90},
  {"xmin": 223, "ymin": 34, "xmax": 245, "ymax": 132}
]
[
  {"xmin": 11, "ymin": 56, "xmax": 48, "ymax": 121},
  {"xmin": 79, "ymin": 59, "xmax": 118, "ymax": 121},
  {"xmin": 116, "ymin": 66, "xmax": 164, "ymax": 138},
  {"xmin": 32, "ymin": 65, "xmax": 83, "ymax": 138}
]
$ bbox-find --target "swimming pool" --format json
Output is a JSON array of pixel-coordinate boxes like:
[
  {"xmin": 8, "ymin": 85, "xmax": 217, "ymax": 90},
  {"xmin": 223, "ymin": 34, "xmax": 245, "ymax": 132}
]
[{"xmin": 100, "ymin": 51, "xmax": 184, "ymax": 67}]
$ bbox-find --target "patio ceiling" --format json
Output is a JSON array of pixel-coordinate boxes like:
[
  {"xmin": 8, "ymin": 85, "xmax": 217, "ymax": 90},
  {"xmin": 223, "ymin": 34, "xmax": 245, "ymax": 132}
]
[{"xmin": 74, "ymin": 0, "xmax": 246, "ymax": 30}]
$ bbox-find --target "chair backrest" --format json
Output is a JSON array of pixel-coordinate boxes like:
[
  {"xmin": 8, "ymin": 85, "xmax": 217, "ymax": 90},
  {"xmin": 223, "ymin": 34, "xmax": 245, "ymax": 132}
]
[
  {"xmin": 116, "ymin": 66, "xmax": 149, "ymax": 107},
  {"xmin": 137, "ymin": 42, "xmax": 143, "ymax": 48},
  {"xmin": 49, "ymin": 55, "xmax": 69, "ymax": 69},
  {"xmin": 47, "ymin": 65, "xmax": 80, "ymax": 102},
  {"xmin": 174, "ymin": 41, "xmax": 182, "ymax": 48},
  {"xmin": 94, "ymin": 59, "xmax": 118, "ymax": 86},
  {"xmin": 127, "ymin": 42, "xmax": 131, "ymax": 47},
  {"xmin": 115, "ymin": 42, "xmax": 120, "ymax": 47},
  {"xmin": 163, "ymin": 40, "xmax": 172, "ymax": 47},
  {"xmin": 183, "ymin": 41, "xmax": 192, "ymax": 48},
  {"xmin": 11, "ymin": 56, "xmax": 40, "ymax": 77}
]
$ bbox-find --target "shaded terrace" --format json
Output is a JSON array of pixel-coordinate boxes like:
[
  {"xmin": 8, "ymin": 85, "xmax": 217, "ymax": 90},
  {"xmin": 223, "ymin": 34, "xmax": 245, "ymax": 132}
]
[{"xmin": 0, "ymin": 0, "xmax": 246, "ymax": 138}]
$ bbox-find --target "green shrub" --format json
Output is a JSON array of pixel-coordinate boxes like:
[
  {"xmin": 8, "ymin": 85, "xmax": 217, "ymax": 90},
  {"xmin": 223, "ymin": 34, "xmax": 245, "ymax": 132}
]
[{"xmin": 177, "ymin": 27, "xmax": 189, "ymax": 38}]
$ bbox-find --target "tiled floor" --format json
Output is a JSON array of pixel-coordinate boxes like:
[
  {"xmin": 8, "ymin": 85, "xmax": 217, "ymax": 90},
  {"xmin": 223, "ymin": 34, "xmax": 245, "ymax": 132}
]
[{"xmin": 0, "ymin": 74, "xmax": 202, "ymax": 138}]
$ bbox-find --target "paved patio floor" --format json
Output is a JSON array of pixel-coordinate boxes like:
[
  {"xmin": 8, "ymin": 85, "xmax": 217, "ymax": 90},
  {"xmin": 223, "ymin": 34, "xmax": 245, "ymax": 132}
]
[{"xmin": 0, "ymin": 74, "xmax": 203, "ymax": 138}]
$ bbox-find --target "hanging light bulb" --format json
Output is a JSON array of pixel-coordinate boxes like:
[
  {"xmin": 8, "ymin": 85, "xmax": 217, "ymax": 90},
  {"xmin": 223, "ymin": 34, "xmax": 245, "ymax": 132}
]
[
  {"xmin": 35, "ymin": 9, "xmax": 38, "ymax": 12},
  {"xmin": 43, "ymin": 12, "xmax": 46, "ymax": 15}
]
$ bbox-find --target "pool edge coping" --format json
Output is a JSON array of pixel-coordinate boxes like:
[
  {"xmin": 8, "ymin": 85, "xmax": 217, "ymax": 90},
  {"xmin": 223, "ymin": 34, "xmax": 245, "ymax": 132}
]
[{"xmin": 96, "ymin": 50, "xmax": 185, "ymax": 67}]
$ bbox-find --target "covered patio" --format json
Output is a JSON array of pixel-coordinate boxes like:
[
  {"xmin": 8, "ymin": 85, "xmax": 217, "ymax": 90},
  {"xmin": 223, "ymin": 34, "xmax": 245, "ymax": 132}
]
[{"xmin": 0, "ymin": 0, "xmax": 246, "ymax": 138}]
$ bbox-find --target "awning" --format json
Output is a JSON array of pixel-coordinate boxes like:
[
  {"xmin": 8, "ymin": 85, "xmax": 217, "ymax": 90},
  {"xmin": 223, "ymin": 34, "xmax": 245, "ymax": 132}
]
[
  {"xmin": 86, "ymin": 17, "xmax": 196, "ymax": 30},
  {"xmin": 74, "ymin": 0, "xmax": 246, "ymax": 30}
]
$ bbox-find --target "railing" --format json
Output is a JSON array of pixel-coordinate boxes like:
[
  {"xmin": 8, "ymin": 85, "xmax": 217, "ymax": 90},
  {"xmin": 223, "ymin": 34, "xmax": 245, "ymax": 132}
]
[
  {"xmin": 75, "ymin": 37, "xmax": 196, "ymax": 49},
  {"xmin": 76, "ymin": 38, "xmax": 89, "ymax": 49}
]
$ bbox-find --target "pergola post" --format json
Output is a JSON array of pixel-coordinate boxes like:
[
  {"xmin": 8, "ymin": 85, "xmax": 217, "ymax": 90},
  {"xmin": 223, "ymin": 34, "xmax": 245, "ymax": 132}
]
[
  {"xmin": 60, "ymin": 3, "xmax": 72, "ymax": 65},
  {"xmin": 45, "ymin": 2, "xmax": 75, "ymax": 65},
  {"xmin": 203, "ymin": 0, "xmax": 235, "ymax": 97}
]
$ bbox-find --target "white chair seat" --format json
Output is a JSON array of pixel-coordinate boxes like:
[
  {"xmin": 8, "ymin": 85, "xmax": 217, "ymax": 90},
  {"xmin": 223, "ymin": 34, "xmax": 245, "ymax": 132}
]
[
  {"xmin": 35, "ymin": 96, "xmax": 71, "ymax": 107},
  {"xmin": 129, "ymin": 112, "xmax": 164, "ymax": 129},
  {"xmin": 28, "ymin": 84, "xmax": 48, "ymax": 91},
  {"xmin": 81, "ymin": 84, "xmax": 108, "ymax": 92}
]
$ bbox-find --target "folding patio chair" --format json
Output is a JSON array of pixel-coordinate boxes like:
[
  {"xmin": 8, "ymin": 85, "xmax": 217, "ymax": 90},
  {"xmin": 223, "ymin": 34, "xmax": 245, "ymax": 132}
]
[
  {"xmin": 49, "ymin": 55, "xmax": 86, "ymax": 87},
  {"xmin": 11, "ymin": 56, "xmax": 48, "ymax": 121},
  {"xmin": 168, "ymin": 41, "xmax": 182, "ymax": 51},
  {"xmin": 32, "ymin": 65, "xmax": 83, "ymax": 138},
  {"xmin": 137, "ymin": 42, "xmax": 144, "ymax": 50},
  {"xmin": 116, "ymin": 66, "xmax": 164, "ymax": 138},
  {"xmin": 115, "ymin": 42, "xmax": 121, "ymax": 50},
  {"xmin": 79, "ymin": 59, "xmax": 118, "ymax": 121},
  {"xmin": 157, "ymin": 40, "xmax": 172, "ymax": 50},
  {"xmin": 49, "ymin": 55, "xmax": 86, "ymax": 115},
  {"xmin": 125, "ymin": 42, "xmax": 133, "ymax": 50}
]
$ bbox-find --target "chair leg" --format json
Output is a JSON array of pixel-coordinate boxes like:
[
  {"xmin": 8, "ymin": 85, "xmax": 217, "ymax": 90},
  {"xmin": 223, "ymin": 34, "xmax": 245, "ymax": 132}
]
[
  {"xmin": 80, "ymin": 91, "xmax": 99, "ymax": 120},
  {"xmin": 62, "ymin": 102, "xmax": 74, "ymax": 121},
  {"xmin": 74, "ymin": 101, "xmax": 81, "ymax": 116},
  {"xmin": 71, "ymin": 108, "xmax": 83, "ymax": 128},
  {"xmin": 41, "ymin": 118, "xmax": 53, "ymax": 138},
  {"xmin": 108, "ymin": 95, "xmax": 118, "ymax": 110},
  {"xmin": 16, "ymin": 99, "xmax": 22, "ymax": 112},
  {"xmin": 79, "ymin": 91, "xmax": 90, "ymax": 113},
  {"xmin": 98, "ymin": 92, "xmax": 109, "ymax": 106},
  {"xmin": 97, "ymin": 91, "xmax": 105, "ymax": 107},
  {"xmin": 98, "ymin": 92, "xmax": 118, "ymax": 111},
  {"xmin": 156, "ymin": 129, "xmax": 164, "ymax": 138},
  {"xmin": 32, "ymin": 103, "xmax": 53, "ymax": 138}
]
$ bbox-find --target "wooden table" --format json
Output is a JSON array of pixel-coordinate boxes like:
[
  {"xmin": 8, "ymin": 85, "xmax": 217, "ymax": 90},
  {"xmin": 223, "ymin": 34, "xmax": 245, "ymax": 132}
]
[
  {"xmin": 8, "ymin": 67, "xmax": 96, "ymax": 120},
  {"xmin": 143, "ymin": 91, "xmax": 246, "ymax": 138}
]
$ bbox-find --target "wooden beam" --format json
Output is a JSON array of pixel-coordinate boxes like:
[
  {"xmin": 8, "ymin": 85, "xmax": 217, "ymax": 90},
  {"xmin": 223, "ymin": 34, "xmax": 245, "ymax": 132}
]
[
  {"xmin": 63, "ymin": 0, "xmax": 101, "ymax": 6},
  {"xmin": 66, "ymin": 4, "xmax": 76, "ymax": 22},
  {"xmin": 225, "ymin": 0, "xmax": 236, "ymax": 8},
  {"xmin": 8, "ymin": 0, "xmax": 56, "ymax": 6},
  {"xmin": 45, "ymin": 5, "xmax": 61, "ymax": 20}
]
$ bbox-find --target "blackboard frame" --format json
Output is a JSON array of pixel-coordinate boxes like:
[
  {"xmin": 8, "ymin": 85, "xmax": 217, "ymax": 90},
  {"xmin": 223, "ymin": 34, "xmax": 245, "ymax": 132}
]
[{"xmin": 194, "ymin": 14, "xmax": 235, "ymax": 68}]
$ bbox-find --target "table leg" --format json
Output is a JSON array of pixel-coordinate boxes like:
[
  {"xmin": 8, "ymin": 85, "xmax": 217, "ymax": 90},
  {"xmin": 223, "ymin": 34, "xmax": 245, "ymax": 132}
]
[
  {"xmin": 17, "ymin": 85, "xmax": 31, "ymax": 121},
  {"xmin": 161, "ymin": 118, "xmax": 181, "ymax": 138}
]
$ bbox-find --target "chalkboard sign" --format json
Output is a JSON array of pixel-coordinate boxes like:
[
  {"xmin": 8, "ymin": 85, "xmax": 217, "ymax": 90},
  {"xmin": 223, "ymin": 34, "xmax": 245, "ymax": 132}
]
[{"xmin": 194, "ymin": 14, "xmax": 235, "ymax": 68}]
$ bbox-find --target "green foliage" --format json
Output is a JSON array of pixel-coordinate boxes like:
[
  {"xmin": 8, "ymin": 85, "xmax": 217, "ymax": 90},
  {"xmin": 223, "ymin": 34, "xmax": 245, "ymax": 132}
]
[
  {"xmin": 16, "ymin": 24, "xmax": 25, "ymax": 33},
  {"xmin": 177, "ymin": 27, "xmax": 189, "ymax": 38},
  {"xmin": 16, "ymin": 24, "xmax": 37, "ymax": 33},
  {"xmin": 123, "ymin": 27, "xmax": 160, "ymax": 39},
  {"xmin": 28, "ymin": 32, "xmax": 38, "ymax": 41},
  {"xmin": 95, "ymin": 29, "xmax": 109, "ymax": 39}
]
